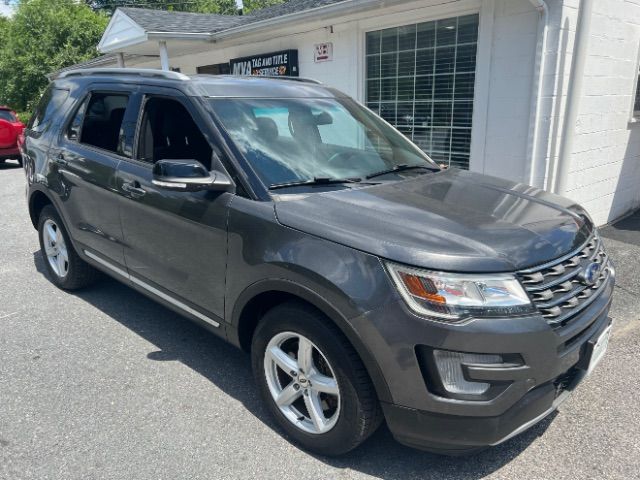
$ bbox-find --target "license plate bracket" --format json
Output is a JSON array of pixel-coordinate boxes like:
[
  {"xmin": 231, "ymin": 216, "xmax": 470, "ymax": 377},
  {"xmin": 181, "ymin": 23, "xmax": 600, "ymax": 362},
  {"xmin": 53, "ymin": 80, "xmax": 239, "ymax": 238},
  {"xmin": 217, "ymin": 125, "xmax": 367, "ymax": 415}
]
[{"xmin": 579, "ymin": 323, "xmax": 612, "ymax": 375}]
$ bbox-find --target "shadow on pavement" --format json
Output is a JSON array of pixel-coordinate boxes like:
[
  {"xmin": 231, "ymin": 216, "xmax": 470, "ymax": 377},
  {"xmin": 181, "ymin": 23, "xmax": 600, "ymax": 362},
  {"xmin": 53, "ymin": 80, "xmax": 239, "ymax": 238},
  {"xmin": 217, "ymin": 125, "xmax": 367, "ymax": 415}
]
[
  {"xmin": 0, "ymin": 160, "xmax": 22, "ymax": 170},
  {"xmin": 32, "ymin": 250, "xmax": 551, "ymax": 480},
  {"xmin": 600, "ymin": 209, "xmax": 640, "ymax": 247}
]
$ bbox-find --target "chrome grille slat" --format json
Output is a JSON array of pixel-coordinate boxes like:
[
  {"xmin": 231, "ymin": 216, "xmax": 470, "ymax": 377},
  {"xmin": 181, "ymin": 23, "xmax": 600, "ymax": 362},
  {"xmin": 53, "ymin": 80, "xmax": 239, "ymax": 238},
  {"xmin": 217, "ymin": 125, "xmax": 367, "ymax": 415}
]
[
  {"xmin": 535, "ymin": 284, "xmax": 588, "ymax": 310},
  {"xmin": 525, "ymin": 266, "xmax": 583, "ymax": 292},
  {"xmin": 545, "ymin": 269, "xmax": 611, "ymax": 325},
  {"xmin": 517, "ymin": 233, "xmax": 610, "ymax": 328}
]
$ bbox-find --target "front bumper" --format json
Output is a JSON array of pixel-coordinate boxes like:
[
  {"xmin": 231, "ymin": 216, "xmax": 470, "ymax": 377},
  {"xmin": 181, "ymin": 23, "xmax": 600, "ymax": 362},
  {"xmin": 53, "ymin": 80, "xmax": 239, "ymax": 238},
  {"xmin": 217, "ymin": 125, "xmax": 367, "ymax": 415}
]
[{"xmin": 351, "ymin": 269, "xmax": 615, "ymax": 453}]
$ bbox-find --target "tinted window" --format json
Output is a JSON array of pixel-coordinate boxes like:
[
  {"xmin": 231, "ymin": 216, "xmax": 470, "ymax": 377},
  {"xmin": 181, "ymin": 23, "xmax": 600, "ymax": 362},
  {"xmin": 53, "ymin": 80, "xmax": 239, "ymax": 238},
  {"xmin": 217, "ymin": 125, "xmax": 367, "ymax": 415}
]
[
  {"xmin": 28, "ymin": 86, "xmax": 69, "ymax": 132},
  {"xmin": 0, "ymin": 110, "xmax": 17, "ymax": 122},
  {"xmin": 137, "ymin": 97, "xmax": 212, "ymax": 169},
  {"xmin": 79, "ymin": 93, "xmax": 129, "ymax": 154}
]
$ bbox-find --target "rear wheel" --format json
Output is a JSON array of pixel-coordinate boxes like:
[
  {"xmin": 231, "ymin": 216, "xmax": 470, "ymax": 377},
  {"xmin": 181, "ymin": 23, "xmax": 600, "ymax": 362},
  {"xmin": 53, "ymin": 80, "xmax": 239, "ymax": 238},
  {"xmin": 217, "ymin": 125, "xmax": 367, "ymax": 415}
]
[
  {"xmin": 251, "ymin": 301, "xmax": 382, "ymax": 456},
  {"xmin": 38, "ymin": 205, "xmax": 99, "ymax": 290}
]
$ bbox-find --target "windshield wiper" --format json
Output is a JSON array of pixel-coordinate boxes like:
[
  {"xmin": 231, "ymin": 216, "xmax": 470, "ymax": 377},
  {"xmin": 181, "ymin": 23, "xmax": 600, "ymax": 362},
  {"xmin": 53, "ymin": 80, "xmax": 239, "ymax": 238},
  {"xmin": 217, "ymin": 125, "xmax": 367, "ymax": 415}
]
[
  {"xmin": 366, "ymin": 164, "xmax": 439, "ymax": 180},
  {"xmin": 269, "ymin": 177, "xmax": 363, "ymax": 191}
]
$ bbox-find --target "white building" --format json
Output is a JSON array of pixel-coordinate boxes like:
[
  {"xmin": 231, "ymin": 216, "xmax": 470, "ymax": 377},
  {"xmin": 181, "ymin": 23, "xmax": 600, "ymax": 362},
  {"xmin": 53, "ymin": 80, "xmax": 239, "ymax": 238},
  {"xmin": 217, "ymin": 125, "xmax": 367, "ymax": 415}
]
[{"xmin": 68, "ymin": 0, "xmax": 640, "ymax": 226}]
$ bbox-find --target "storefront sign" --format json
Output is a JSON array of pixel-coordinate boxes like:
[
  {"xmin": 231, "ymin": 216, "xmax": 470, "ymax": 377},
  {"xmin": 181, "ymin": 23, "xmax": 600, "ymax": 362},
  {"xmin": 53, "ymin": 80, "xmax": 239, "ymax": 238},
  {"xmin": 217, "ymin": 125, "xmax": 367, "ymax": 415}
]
[
  {"xmin": 314, "ymin": 43, "xmax": 333, "ymax": 63},
  {"xmin": 230, "ymin": 50, "xmax": 299, "ymax": 77}
]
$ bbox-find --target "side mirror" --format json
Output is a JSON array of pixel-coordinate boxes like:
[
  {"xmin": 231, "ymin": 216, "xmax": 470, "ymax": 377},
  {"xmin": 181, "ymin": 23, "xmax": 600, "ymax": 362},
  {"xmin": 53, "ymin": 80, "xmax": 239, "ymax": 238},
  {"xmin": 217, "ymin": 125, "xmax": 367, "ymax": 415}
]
[{"xmin": 152, "ymin": 159, "xmax": 233, "ymax": 192}]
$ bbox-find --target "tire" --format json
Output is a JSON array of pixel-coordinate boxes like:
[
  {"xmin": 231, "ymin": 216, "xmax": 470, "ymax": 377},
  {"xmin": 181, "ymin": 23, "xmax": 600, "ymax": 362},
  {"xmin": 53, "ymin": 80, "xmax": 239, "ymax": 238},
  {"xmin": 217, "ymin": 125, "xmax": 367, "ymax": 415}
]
[
  {"xmin": 38, "ymin": 205, "xmax": 100, "ymax": 290},
  {"xmin": 251, "ymin": 301, "xmax": 383, "ymax": 456},
  {"xmin": 17, "ymin": 155, "xmax": 22, "ymax": 167}
]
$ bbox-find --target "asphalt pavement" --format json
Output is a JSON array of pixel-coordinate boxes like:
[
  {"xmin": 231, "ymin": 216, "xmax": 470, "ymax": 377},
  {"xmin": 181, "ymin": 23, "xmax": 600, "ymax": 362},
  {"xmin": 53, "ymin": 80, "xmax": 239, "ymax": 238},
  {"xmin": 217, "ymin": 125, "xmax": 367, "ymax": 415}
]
[{"xmin": 1, "ymin": 161, "xmax": 639, "ymax": 479}]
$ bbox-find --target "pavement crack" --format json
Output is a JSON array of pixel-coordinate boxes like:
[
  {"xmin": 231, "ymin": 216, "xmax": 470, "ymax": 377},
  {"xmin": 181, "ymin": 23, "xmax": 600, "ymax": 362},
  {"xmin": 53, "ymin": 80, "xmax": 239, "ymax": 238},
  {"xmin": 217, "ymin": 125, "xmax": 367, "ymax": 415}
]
[{"xmin": 614, "ymin": 284, "xmax": 640, "ymax": 298}]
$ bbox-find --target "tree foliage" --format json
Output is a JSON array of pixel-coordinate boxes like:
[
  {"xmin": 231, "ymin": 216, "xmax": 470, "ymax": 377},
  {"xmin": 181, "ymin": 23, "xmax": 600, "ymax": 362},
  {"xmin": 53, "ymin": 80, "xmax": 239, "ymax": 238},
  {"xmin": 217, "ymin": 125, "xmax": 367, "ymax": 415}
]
[
  {"xmin": 86, "ymin": 0, "xmax": 238, "ymax": 15},
  {"xmin": 84, "ymin": 0, "xmax": 286, "ymax": 15},
  {"xmin": 242, "ymin": 0, "xmax": 285, "ymax": 14},
  {"xmin": 0, "ymin": 0, "xmax": 108, "ymax": 111}
]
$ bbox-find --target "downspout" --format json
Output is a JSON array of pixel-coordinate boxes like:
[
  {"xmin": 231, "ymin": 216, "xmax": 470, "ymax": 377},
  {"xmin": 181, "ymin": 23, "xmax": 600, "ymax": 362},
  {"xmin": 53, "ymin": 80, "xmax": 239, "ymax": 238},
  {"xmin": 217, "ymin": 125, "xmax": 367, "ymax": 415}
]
[
  {"xmin": 552, "ymin": 0, "xmax": 595, "ymax": 195},
  {"xmin": 527, "ymin": 0, "xmax": 549, "ymax": 188}
]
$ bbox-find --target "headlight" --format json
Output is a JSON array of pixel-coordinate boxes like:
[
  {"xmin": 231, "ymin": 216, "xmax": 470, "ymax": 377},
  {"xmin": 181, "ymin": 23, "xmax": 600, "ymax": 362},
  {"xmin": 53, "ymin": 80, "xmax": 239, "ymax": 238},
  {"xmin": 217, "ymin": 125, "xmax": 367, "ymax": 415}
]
[{"xmin": 386, "ymin": 263, "xmax": 535, "ymax": 322}]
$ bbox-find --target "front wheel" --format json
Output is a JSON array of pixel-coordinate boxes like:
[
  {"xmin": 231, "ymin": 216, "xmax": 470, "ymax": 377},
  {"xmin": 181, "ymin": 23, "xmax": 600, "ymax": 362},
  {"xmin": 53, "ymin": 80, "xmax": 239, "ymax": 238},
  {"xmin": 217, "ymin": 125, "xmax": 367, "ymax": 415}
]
[{"xmin": 251, "ymin": 301, "xmax": 383, "ymax": 456}]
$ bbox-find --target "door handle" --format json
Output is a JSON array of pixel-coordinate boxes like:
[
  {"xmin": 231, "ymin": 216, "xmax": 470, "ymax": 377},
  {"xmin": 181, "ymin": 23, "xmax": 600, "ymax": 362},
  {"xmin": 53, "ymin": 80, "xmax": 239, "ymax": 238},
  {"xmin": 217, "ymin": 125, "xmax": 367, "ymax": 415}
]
[
  {"xmin": 122, "ymin": 180, "xmax": 147, "ymax": 197},
  {"xmin": 52, "ymin": 153, "xmax": 68, "ymax": 167}
]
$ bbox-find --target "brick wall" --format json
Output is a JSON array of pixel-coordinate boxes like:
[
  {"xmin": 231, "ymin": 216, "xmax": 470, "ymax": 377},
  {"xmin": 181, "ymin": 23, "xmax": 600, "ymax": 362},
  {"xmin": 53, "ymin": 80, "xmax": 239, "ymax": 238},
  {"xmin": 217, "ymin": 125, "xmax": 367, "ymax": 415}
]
[{"xmin": 559, "ymin": 0, "xmax": 640, "ymax": 225}]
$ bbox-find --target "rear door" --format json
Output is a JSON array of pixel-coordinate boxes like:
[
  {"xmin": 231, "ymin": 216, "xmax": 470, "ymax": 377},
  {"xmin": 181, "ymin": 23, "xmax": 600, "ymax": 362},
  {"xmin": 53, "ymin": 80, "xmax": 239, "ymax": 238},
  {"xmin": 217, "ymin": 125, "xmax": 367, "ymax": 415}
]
[
  {"xmin": 115, "ymin": 86, "xmax": 233, "ymax": 326},
  {"xmin": 55, "ymin": 84, "xmax": 137, "ymax": 267}
]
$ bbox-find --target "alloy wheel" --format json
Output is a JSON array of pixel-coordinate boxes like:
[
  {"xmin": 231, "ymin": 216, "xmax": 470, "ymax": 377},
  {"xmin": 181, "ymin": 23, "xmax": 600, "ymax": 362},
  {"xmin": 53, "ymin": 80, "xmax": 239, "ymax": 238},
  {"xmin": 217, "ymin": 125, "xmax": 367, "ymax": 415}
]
[
  {"xmin": 42, "ymin": 219, "xmax": 69, "ymax": 278},
  {"xmin": 263, "ymin": 331, "xmax": 340, "ymax": 435}
]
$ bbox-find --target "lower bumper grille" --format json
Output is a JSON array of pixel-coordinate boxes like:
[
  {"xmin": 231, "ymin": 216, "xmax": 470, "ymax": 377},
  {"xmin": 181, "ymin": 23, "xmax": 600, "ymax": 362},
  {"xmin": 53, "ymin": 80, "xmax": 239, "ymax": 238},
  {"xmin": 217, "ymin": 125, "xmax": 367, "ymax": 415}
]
[{"xmin": 517, "ymin": 233, "xmax": 611, "ymax": 327}]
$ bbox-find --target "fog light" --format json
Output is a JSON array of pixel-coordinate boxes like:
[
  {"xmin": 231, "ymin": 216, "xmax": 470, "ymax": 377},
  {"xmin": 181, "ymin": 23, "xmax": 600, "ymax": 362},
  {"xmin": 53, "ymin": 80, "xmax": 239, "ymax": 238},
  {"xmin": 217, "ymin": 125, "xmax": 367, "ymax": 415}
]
[{"xmin": 433, "ymin": 350, "xmax": 502, "ymax": 395}]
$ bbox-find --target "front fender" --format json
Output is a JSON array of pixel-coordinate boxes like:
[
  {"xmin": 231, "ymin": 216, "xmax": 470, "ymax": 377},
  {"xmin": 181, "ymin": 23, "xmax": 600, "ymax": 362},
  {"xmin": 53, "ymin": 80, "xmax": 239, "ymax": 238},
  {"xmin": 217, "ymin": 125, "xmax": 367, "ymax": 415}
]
[{"xmin": 225, "ymin": 197, "xmax": 396, "ymax": 402}]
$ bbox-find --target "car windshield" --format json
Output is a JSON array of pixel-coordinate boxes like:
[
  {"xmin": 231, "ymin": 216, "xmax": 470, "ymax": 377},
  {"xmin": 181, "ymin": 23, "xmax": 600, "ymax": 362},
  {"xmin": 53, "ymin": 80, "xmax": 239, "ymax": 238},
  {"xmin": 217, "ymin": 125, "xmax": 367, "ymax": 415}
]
[
  {"xmin": 0, "ymin": 110, "xmax": 16, "ymax": 122},
  {"xmin": 209, "ymin": 97, "xmax": 438, "ymax": 189}
]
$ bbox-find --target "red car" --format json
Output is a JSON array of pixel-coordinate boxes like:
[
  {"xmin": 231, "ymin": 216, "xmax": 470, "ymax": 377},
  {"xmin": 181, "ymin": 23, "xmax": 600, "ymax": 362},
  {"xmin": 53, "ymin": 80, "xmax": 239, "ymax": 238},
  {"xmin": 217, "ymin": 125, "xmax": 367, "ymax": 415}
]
[{"xmin": 0, "ymin": 106, "xmax": 25, "ymax": 166}]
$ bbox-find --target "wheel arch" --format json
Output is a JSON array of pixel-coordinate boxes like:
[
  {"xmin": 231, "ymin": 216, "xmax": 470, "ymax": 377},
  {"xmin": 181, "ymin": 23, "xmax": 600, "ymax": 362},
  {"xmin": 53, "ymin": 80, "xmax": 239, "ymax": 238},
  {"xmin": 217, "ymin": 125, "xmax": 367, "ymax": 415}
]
[
  {"xmin": 28, "ymin": 189, "xmax": 55, "ymax": 229},
  {"xmin": 231, "ymin": 279, "xmax": 392, "ymax": 403}
]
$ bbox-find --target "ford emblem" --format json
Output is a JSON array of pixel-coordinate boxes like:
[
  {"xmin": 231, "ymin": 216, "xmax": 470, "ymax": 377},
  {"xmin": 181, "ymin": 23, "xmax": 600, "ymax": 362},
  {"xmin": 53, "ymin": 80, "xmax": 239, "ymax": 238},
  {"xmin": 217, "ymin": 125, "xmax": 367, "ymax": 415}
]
[{"xmin": 580, "ymin": 263, "xmax": 601, "ymax": 286}]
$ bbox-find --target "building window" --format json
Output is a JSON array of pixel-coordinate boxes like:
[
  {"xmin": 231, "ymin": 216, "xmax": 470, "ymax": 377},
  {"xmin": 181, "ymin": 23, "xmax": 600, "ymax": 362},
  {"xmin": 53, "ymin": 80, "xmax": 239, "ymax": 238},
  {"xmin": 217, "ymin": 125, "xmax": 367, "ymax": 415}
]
[
  {"xmin": 197, "ymin": 63, "xmax": 231, "ymax": 75},
  {"xmin": 366, "ymin": 14, "xmax": 479, "ymax": 169}
]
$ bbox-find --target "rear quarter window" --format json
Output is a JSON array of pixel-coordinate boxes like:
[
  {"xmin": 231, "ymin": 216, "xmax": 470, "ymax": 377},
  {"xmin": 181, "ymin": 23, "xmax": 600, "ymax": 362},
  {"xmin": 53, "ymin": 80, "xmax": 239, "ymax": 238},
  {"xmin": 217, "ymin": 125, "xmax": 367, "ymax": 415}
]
[{"xmin": 28, "ymin": 85, "xmax": 69, "ymax": 132}]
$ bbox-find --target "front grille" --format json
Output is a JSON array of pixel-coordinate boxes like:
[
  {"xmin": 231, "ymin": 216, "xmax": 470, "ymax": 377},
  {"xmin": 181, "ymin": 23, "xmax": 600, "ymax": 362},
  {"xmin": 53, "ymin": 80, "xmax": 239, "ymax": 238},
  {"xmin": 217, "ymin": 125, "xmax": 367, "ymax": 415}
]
[{"xmin": 517, "ymin": 233, "xmax": 611, "ymax": 327}]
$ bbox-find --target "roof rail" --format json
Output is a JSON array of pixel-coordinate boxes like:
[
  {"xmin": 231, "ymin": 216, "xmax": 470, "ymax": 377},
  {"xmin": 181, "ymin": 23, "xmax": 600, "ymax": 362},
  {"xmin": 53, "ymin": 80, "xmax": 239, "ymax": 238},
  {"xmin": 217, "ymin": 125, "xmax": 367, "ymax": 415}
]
[
  {"xmin": 58, "ymin": 68, "xmax": 189, "ymax": 81},
  {"xmin": 252, "ymin": 76, "xmax": 323, "ymax": 85},
  {"xmin": 198, "ymin": 74, "xmax": 323, "ymax": 85}
]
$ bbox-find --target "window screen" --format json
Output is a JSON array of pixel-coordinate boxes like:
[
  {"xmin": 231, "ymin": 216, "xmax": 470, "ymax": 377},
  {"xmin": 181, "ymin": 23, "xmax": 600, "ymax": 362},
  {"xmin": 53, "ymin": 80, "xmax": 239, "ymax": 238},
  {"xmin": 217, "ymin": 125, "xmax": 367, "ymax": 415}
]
[{"xmin": 366, "ymin": 14, "xmax": 479, "ymax": 169}]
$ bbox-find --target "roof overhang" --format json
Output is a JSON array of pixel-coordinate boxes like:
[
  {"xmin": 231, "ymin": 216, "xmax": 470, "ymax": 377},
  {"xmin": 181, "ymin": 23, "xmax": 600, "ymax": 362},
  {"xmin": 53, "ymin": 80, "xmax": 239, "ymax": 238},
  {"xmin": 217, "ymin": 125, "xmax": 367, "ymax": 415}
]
[
  {"xmin": 98, "ymin": 9, "xmax": 213, "ymax": 56},
  {"xmin": 98, "ymin": 0, "xmax": 435, "ymax": 55},
  {"xmin": 211, "ymin": 0, "xmax": 409, "ymax": 42}
]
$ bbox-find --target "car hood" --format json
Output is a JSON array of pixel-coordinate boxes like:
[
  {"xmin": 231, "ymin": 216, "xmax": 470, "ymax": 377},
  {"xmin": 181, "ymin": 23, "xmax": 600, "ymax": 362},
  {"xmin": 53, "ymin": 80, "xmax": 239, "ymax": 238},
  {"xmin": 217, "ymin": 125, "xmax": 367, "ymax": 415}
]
[{"xmin": 273, "ymin": 169, "xmax": 594, "ymax": 272}]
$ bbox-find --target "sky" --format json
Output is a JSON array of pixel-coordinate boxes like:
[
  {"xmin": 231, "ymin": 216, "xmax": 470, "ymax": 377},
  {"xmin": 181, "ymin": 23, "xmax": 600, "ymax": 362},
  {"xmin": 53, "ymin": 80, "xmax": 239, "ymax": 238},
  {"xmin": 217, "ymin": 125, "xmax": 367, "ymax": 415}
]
[{"xmin": 0, "ymin": 3, "xmax": 14, "ymax": 17}]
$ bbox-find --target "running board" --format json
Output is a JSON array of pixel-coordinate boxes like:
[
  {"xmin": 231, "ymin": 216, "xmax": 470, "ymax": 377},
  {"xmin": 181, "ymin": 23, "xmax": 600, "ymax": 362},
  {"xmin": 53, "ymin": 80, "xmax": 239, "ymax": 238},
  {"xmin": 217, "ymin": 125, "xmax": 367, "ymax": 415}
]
[{"xmin": 84, "ymin": 250, "xmax": 220, "ymax": 328}]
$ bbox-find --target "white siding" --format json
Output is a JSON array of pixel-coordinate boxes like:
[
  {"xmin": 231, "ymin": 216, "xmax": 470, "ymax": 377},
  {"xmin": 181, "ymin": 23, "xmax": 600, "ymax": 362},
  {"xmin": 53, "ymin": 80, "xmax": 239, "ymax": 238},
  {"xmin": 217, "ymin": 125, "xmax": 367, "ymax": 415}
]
[
  {"xmin": 559, "ymin": 0, "xmax": 640, "ymax": 225},
  {"xmin": 480, "ymin": 0, "xmax": 541, "ymax": 181}
]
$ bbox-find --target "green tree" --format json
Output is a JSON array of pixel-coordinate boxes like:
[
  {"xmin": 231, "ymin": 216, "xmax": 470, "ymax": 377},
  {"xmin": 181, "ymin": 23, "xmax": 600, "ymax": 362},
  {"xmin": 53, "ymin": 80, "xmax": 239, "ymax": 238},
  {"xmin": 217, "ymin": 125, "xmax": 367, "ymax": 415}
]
[
  {"xmin": 0, "ymin": 0, "xmax": 108, "ymax": 111},
  {"xmin": 86, "ymin": 0, "xmax": 238, "ymax": 15},
  {"xmin": 242, "ymin": 0, "xmax": 284, "ymax": 14}
]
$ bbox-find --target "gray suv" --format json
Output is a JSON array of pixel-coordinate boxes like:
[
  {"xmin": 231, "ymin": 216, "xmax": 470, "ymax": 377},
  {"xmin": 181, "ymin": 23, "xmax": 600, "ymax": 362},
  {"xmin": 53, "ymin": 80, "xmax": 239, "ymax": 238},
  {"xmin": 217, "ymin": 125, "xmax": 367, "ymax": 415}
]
[{"xmin": 23, "ymin": 69, "xmax": 615, "ymax": 456}]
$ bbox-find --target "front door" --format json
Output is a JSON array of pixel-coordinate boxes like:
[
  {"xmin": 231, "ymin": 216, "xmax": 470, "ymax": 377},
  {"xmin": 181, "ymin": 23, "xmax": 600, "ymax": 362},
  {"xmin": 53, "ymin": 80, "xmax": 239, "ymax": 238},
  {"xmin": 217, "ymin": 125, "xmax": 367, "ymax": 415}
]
[{"xmin": 115, "ymin": 88, "xmax": 233, "ymax": 325}]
